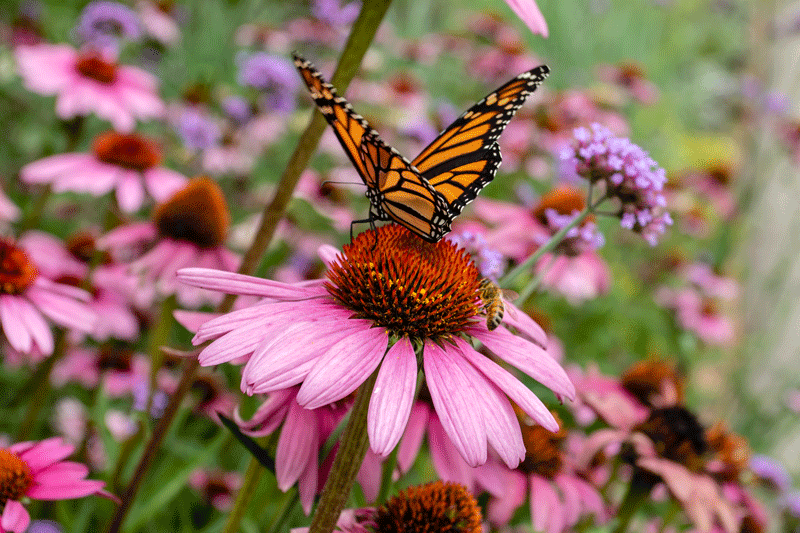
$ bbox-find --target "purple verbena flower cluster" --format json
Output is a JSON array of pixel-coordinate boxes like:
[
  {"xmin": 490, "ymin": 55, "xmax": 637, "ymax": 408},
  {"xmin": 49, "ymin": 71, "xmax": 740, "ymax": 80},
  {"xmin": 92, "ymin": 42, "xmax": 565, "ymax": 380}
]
[
  {"xmin": 447, "ymin": 231, "xmax": 506, "ymax": 280},
  {"xmin": 235, "ymin": 52, "xmax": 298, "ymax": 113},
  {"xmin": 561, "ymin": 123, "xmax": 672, "ymax": 245},
  {"xmin": 75, "ymin": 1, "xmax": 142, "ymax": 48}
]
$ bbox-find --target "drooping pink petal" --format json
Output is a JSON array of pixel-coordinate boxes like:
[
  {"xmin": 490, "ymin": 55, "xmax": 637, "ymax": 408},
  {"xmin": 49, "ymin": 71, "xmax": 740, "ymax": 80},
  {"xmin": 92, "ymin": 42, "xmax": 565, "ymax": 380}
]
[
  {"xmin": 243, "ymin": 318, "xmax": 362, "ymax": 393},
  {"xmin": 428, "ymin": 414, "xmax": 477, "ymax": 492},
  {"xmin": 555, "ymin": 474, "xmax": 582, "ymax": 526},
  {"xmin": 423, "ymin": 341, "xmax": 487, "ymax": 467},
  {"xmin": 20, "ymin": 153, "xmax": 92, "ymax": 183},
  {"xmin": 530, "ymin": 474, "xmax": 564, "ymax": 533},
  {"xmin": 357, "ymin": 449, "xmax": 383, "ymax": 502},
  {"xmin": 275, "ymin": 400, "xmax": 318, "ymax": 491},
  {"xmin": 396, "ymin": 402, "xmax": 429, "ymax": 473},
  {"xmin": 15, "ymin": 437, "xmax": 74, "ymax": 470},
  {"xmin": 1, "ymin": 295, "xmax": 33, "ymax": 353},
  {"xmin": 143, "ymin": 167, "xmax": 188, "ymax": 201},
  {"xmin": 296, "ymin": 326, "xmax": 389, "ymax": 409},
  {"xmin": 26, "ymin": 286, "xmax": 96, "ymax": 332},
  {"xmin": 198, "ymin": 320, "xmax": 271, "ymax": 366},
  {"xmin": 470, "ymin": 326, "xmax": 575, "ymax": 400},
  {"xmin": 26, "ymin": 479, "xmax": 106, "ymax": 500},
  {"xmin": 115, "ymin": 170, "xmax": 145, "ymax": 212},
  {"xmin": 1, "ymin": 500, "xmax": 30, "ymax": 533},
  {"xmin": 487, "ymin": 469, "xmax": 527, "ymax": 525},
  {"xmin": 32, "ymin": 461, "xmax": 89, "ymax": 484},
  {"xmin": 500, "ymin": 300, "xmax": 548, "ymax": 347},
  {"xmin": 177, "ymin": 267, "xmax": 329, "ymax": 300},
  {"xmin": 454, "ymin": 336, "xmax": 557, "ymax": 432},
  {"xmin": 16, "ymin": 297, "xmax": 54, "ymax": 355},
  {"xmin": 234, "ymin": 388, "xmax": 296, "ymax": 437},
  {"xmin": 296, "ymin": 441, "xmax": 320, "ymax": 515},
  {"xmin": 368, "ymin": 337, "xmax": 417, "ymax": 456},
  {"xmin": 503, "ymin": 0, "xmax": 549, "ymax": 37}
]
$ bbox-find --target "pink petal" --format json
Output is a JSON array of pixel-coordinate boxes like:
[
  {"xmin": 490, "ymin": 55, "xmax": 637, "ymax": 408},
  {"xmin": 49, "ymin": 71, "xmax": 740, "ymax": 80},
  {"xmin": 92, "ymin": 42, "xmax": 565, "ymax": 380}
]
[
  {"xmin": 428, "ymin": 415, "xmax": 477, "ymax": 492},
  {"xmin": 504, "ymin": 0, "xmax": 549, "ymax": 37},
  {"xmin": 1, "ymin": 295, "xmax": 33, "ymax": 353},
  {"xmin": 26, "ymin": 479, "xmax": 105, "ymax": 500},
  {"xmin": 243, "ymin": 317, "xmax": 361, "ymax": 392},
  {"xmin": 199, "ymin": 320, "xmax": 270, "ymax": 366},
  {"xmin": 143, "ymin": 167, "xmax": 188, "ymax": 201},
  {"xmin": 396, "ymin": 402, "xmax": 429, "ymax": 473},
  {"xmin": 275, "ymin": 400, "xmax": 318, "ymax": 490},
  {"xmin": 26, "ymin": 286, "xmax": 96, "ymax": 332},
  {"xmin": 356, "ymin": 449, "xmax": 382, "ymax": 502},
  {"xmin": 16, "ymin": 298, "xmax": 54, "ymax": 355},
  {"xmin": 554, "ymin": 474, "xmax": 582, "ymax": 526},
  {"xmin": 20, "ymin": 153, "xmax": 91, "ymax": 183},
  {"xmin": 33, "ymin": 461, "xmax": 89, "ymax": 484},
  {"xmin": 178, "ymin": 267, "xmax": 328, "ymax": 300},
  {"xmin": 423, "ymin": 341, "xmax": 487, "ymax": 467},
  {"xmin": 296, "ymin": 446, "xmax": 319, "ymax": 515},
  {"xmin": 16, "ymin": 438, "xmax": 74, "ymax": 470},
  {"xmin": 368, "ymin": 337, "xmax": 417, "ymax": 456},
  {"xmin": 454, "ymin": 336, "xmax": 557, "ymax": 432},
  {"xmin": 501, "ymin": 300, "xmax": 547, "ymax": 347},
  {"xmin": 470, "ymin": 326, "xmax": 575, "ymax": 400},
  {"xmin": 530, "ymin": 475, "xmax": 563, "ymax": 533},
  {"xmin": 116, "ymin": 170, "xmax": 145, "ymax": 212},
  {"xmin": 1, "ymin": 500, "xmax": 30, "ymax": 533},
  {"xmin": 234, "ymin": 388, "xmax": 295, "ymax": 437},
  {"xmin": 296, "ymin": 326, "xmax": 389, "ymax": 409},
  {"xmin": 173, "ymin": 310, "xmax": 216, "ymax": 334},
  {"xmin": 487, "ymin": 470, "xmax": 527, "ymax": 525}
]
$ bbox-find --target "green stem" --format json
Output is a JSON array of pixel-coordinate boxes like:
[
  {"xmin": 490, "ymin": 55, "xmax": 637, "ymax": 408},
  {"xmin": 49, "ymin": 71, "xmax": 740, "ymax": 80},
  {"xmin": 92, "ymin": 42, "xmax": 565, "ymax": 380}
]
[
  {"xmin": 500, "ymin": 193, "xmax": 605, "ymax": 288},
  {"xmin": 110, "ymin": 420, "xmax": 145, "ymax": 493},
  {"xmin": 221, "ymin": 445, "xmax": 267, "ymax": 533},
  {"xmin": 266, "ymin": 491, "xmax": 300, "ymax": 533},
  {"xmin": 16, "ymin": 330, "xmax": 68, "ymax": 440},
  {"xmin": 146, "ymin": 295, "xmax": 177, "ymax": 416},
  {"xmin": 514, "ymin": 253, "xmax": 558, "ymax": 306},
  {"xmin": 612, "ymin": 468, "xmax": 658, "ymax": 533},
  {"xmin": 309, "ymin": 370, "xmax": 379, "ymax": 533}
]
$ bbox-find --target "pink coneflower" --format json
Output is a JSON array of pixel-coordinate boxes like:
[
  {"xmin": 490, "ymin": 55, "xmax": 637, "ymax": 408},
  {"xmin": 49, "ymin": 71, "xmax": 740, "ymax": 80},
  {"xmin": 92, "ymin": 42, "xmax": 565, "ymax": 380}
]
[
  {"xmin": 187, "ymin": 469, "xmax": 243, "ymax": 511},
  {"xmin": 178, "ymin": 225, "xmax": 574, "ymax": 468},
  {"xmin": 14, "ymin": 43, "xmax": 164, "ymax": 132},
  {"xmin": 100, "ymin": 177, "xmax": 240, "ymax": 308},
  {"xmin": 21, "ymin": 131, "xmax": 187, "ymax": 213},
  {"xmin": 483, "ymin": 411, "xmax": 607, "ymax": 533},
  {"xmin": 0, "ymin": 188, "xmax": 20, "ymax": 224},
  {"xmin": 0, "ymin": 437, "xmax": 109, "ymax": 533},
  {"xmin": 0, "ymin": 237, "xmax": 96, "ymax": 357},
  {"xmin": 503, "ymin": 0, "xmax": 549, "ymax": 37},
  {"xmin": 597, "ymin": 62, "xmax": 660, "ymax": 105},
  {"xmin": 18, "ymin": 231, "xmax": 140, "ymax": 342}
]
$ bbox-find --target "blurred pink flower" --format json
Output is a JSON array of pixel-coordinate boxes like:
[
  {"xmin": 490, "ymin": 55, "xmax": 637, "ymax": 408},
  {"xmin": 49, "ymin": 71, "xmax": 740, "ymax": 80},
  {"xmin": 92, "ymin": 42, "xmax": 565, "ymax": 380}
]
[
  {"xmin": 187, "ymin": 469, "xmax": 243, "ymax": 511},
  {"xmin": 0, "ymin": 438, "xmax": 109, "ymax": 533},
  {"xmin": 14, "ymin": 43, "xmax": 164, "ymax": 131},
  {"xmin": 597, "ymin": 63, "xmax": 660, "ymax": 105},
  {"xmin": 178, "ymin": 225, "xmax": 573, "ymax": 468},
  {"xmin": 21, "ymin": 131, "xmax": 187, "ymax": 213},
  {"xmin": 0, "ymin": 188, "xmax": 20, "ymax": 223},
  {"xmin": 100, "ymin": 177, "xmax": 240, "ymax": 308},
  {"xmin": 0, "ymin": 237, "xmax": 96, "ymax": 357}
]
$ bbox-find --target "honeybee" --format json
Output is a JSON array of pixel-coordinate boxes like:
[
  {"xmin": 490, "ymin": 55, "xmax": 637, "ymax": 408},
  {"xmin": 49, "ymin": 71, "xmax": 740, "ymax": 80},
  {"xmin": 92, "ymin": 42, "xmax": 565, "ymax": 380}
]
[{"xmin": 478, "ymin": 278, "xmax": 505, "ymax": 330}]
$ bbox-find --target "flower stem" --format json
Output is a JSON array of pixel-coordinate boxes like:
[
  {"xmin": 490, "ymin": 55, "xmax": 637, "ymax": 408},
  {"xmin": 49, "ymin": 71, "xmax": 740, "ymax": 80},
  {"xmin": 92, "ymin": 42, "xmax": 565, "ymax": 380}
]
[
  {"xmin": 309, "ymin": 370, "xmax": 379, "ymax": 533},
  {"xmin": 146, "ymin": 295, "xmax": 177, "ymax": 416},
  {"xmin": 221, "ymin": 444, "xmax": 267, "ymax": 533},
  {"xmin": 105, "ymin": 2, "xmax": 392, "ymax": 531},
  {"xmin": 612, "ymin": 468, "xmax": 658, "ymax": 533},
  {"xmin": 514, "ymin": 253, "xmax": 558, "ymax": 306},
  {"xmin": 16, "ymin": 329, "xmax": 68, "ymax": 440},
  {"xmin": 500, "ymin": 193, "xmax": 605, "ymax": 288}
]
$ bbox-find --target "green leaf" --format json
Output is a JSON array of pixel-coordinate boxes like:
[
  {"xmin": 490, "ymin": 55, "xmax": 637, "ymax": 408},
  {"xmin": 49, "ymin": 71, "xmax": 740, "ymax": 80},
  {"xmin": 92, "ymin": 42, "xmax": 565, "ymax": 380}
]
[{"xmin": 218, "ymin": 413, "xmax": 276, "ymax": 472}]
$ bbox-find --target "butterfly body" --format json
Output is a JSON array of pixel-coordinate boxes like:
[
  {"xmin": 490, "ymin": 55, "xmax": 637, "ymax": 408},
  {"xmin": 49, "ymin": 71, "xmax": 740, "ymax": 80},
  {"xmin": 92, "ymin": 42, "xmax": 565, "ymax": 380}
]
[{"xmin": 293, "ymin": 52, "xmax": 549, "ymax": 242}]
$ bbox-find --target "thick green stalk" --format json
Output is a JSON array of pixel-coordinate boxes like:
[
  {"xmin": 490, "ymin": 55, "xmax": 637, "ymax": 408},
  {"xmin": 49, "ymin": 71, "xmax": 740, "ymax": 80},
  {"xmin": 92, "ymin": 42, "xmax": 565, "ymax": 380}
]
[
  {"xmin": 221, "ymin": 442, "xmax": 268, "ymax": 533},
  {"xmin": 145, "ymin": 295, "xmax": 177, "ymax": 416},
  {"xmin": 309, "ymin": 371, "xmax": 379, "ymax": 533}
]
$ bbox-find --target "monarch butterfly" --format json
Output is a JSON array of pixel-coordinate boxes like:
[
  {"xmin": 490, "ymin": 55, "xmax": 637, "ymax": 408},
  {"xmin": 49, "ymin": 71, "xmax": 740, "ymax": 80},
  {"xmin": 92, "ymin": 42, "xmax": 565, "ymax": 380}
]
[{"xmin": 293, "ymin": 52, "xmax": 549, "ymax": 243}]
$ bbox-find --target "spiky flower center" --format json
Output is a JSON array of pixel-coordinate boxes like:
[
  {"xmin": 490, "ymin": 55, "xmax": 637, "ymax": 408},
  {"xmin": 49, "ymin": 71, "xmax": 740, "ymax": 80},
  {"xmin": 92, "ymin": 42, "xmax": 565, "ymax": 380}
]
[
  {"xmin": 517, "ymin": 408, "xmax": 565, "ymax": 478},
  {"xmin": 0, "ymin": 449, "xmax": 33, "ymax": 505},
  {"xmin": 325, "ymin": 226, "xmax": 482, "ymax": 341},
  {"xmin": 0, "ymin": 239, "xmax": 38, "ymax": 295},
  {"xmin": 374, "ymin": 481, "xmax": 482, "ymax": 533},
  {"xmin": 621, "ymin": 360, "xmax": 684, "ymax": 408},
  {"xmin": 93, "ymin": 131, "xmax": 162, "ymax": 171},
  {"xmin": 75, "ymin": 52, "xmax": 117, "ymax": 84},
  {"xmin": 634, "ymin": 406, "xmax": 707, "ymax": 472},
  {"xmin": 97, "ymin": 344, "xmax": 134, "ymax": 372},
  {"xmin": 153, "ymin": 177, "xmax": 230, "ymax": 249}
]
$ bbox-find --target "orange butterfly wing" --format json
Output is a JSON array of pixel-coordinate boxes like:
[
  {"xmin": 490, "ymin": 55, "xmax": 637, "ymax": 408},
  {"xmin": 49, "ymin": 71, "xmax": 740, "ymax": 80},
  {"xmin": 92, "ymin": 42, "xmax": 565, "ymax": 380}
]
[{"xmin": 412, "ymin": 66, "xmax": 550, "ymax": 216}]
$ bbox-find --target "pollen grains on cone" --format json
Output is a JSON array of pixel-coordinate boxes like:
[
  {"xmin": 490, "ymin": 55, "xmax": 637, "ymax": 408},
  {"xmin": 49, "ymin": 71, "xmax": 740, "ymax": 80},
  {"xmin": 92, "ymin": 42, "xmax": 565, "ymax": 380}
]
[
  {"xmin": 0, "ymin": 449, "xmax": 33, "ymax": 505},
  {"xmin": 153, "ymin": 176, "xmax": 230, "ymax": 249},
  {"xmin": 325, "ymin": 225, "xmax": 483, "ymax": 341},
  {"xmin": 373, "ymin": 481, "xmax": 482, "ymax": 533}
]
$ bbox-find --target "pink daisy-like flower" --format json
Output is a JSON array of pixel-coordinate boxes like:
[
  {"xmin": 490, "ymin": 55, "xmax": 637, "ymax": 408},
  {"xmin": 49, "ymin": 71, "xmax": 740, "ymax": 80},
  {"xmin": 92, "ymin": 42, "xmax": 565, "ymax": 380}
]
[
  {"xmin": 503, "ymin": 0, "xmax": 549, "ymax": 37},
  {"xmin": 178, "ymin": 225, "xmax": 574, "ymax": 468},
  {"xmin": 21, "ymin": 131, "xmax": 187, "ymax": 213},
  {"xmin": 0, "ymin": 237, "xmax": 96, "ymax": 357},
  {"xmin": 101, "ymin": 177, "xmax": 240, "ymax": 308},
  {"xmin": 483, "ymin": 411, "xmax": 607, "ymax": 533},
  {"xmin": 14, "ymin": 43, "xmax": 163, "ymax": 131},
  {"xmin": 0, "ymin": 437, "xmax": 109, "ymax": 533}
]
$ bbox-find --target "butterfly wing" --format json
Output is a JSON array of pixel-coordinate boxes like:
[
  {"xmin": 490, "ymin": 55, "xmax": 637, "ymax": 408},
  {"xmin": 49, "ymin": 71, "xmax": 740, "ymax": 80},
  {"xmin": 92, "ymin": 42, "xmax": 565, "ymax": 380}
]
[{"xmin": 412, "ymin": 66, "xmax": 550, "ymax": 216}]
